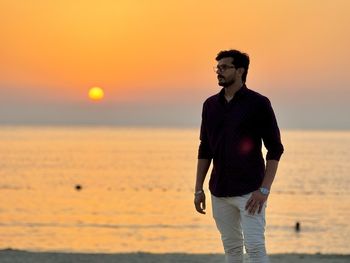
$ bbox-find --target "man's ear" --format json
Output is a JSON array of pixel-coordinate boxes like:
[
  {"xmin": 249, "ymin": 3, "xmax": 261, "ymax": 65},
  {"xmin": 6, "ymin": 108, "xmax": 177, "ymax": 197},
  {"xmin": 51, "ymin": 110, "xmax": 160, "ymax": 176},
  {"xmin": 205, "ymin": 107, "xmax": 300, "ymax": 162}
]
[{"xmin": 237, "ymin": 67, "xmax": 245, "ymax": 77}]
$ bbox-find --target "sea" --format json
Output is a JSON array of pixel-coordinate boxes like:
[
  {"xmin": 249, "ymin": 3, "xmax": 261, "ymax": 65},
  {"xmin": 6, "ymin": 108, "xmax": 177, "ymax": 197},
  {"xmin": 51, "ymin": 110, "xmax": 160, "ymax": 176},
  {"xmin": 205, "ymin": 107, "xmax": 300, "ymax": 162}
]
[{"xmin": 0, "ymin": 126, "xmax": 349, "ymax": 254}]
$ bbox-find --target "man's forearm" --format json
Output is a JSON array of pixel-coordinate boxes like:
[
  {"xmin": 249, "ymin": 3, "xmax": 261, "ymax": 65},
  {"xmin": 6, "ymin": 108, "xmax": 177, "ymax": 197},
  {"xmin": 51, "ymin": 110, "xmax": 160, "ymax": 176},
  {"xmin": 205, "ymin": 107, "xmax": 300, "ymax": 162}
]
[
  {"xmin": 195, "ymin": 159, "xmax": 211, "ymax": 191},
  {"xmin": 261, "ymin": 159, "xmax": 279, "ymax": 190}
]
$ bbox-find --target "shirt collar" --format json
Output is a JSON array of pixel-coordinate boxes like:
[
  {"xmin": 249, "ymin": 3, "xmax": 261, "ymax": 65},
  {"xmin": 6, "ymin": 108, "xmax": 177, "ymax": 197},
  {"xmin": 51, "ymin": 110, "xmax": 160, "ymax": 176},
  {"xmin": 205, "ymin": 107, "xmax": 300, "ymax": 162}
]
[{"xmin": 218, "ymin": 84, "xmax": 248, "ymax": 104}]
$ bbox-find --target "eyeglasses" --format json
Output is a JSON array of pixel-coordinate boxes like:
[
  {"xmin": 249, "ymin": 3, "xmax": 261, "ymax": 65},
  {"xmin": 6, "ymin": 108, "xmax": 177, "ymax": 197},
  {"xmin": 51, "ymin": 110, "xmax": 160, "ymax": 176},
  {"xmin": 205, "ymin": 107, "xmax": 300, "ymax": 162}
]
[{"xmin": 213, "ymin": 65, "xmax": 235, "ymax": 73}]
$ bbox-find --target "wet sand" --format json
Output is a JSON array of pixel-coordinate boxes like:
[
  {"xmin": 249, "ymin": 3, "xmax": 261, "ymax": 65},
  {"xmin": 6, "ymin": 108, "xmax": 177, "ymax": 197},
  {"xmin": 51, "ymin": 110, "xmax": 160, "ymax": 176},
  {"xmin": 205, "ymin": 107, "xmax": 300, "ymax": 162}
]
[{"xmin": 1, "ymin": 249, "xmax": 349, "ymax": 263}]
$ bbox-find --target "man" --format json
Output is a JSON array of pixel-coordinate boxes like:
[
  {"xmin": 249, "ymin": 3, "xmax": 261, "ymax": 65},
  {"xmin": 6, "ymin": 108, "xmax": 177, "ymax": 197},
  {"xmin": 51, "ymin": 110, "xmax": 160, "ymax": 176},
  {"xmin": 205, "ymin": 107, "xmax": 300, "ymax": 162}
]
[{"xmin": 194, "ymin": 49, "xmax": 284, "ymax": 263}]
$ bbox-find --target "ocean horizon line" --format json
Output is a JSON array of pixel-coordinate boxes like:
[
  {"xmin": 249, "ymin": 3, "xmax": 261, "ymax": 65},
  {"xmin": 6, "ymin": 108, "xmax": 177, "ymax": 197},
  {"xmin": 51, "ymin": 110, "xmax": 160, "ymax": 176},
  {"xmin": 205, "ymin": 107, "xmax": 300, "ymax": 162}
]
[{"xmin": 0, "ymin": 123, "xmax": 349, "ymax": 132}]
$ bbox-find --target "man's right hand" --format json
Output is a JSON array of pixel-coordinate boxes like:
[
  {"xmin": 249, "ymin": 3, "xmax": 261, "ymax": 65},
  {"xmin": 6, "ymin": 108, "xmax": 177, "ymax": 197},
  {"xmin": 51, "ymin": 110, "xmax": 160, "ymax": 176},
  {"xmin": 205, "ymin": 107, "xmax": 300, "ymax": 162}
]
[{"xmin": 194, "ymin": 191, "xmax": 206, "ymax": 214}]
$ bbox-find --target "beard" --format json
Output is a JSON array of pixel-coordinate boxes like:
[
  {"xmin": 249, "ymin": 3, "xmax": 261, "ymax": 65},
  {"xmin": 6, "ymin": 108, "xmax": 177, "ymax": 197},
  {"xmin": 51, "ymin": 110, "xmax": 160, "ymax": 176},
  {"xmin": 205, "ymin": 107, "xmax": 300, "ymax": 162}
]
[{"xmin": 218, "ymin": 76, "xmax": 235, "ymax": 87}]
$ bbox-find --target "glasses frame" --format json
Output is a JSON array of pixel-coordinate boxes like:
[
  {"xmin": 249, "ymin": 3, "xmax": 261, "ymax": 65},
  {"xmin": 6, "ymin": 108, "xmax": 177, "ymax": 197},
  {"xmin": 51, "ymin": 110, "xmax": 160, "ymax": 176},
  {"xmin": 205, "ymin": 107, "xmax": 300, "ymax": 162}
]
[{"xmin": 213, "ymin": 65, "xmax": 235, "ymax": 73}]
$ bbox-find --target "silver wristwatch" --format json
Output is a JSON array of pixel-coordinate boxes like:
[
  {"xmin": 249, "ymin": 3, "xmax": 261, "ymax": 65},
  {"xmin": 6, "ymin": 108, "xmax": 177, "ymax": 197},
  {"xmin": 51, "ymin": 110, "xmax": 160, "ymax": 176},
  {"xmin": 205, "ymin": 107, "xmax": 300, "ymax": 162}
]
[{"xmin": 259, "ymin": 187, "xmax": 270, "ymax": 195}]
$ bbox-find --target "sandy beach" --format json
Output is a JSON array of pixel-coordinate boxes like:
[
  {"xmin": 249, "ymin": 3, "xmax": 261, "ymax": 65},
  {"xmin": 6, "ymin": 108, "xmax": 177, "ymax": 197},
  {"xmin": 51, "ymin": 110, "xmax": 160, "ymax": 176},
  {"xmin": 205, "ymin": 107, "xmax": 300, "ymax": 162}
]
[{"xmin": 1, "ymin": 249, "xmax": 349, "ymax": 263}]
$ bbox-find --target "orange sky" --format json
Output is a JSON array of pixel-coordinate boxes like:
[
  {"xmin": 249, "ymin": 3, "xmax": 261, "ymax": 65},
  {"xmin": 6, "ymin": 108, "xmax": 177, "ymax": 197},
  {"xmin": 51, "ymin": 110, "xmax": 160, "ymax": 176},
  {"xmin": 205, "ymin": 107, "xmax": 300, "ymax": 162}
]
[{"xmin": 1, "ymin": 0, "xmax": 350, "ymax": 128}]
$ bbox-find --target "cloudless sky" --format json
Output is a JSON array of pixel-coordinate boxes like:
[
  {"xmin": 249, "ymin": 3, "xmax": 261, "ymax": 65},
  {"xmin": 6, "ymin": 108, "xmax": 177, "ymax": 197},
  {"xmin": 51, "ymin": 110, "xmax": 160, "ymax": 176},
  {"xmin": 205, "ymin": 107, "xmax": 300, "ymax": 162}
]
[{"xmin": 1, "ymin": 0, "xmax": 349, "ymax": 128}]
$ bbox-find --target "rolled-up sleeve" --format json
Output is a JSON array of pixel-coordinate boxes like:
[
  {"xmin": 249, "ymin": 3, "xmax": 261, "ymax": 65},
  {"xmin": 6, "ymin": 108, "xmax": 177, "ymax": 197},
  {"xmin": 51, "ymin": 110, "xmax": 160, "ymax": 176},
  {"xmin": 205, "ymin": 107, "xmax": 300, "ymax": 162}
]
[
  {"xmin": 198, "ymin": 102, "xmax": 213, "ymax": 159},
  {"xmin": 260, "ymin": 98, "xmax": 284, "ymax": 161}
]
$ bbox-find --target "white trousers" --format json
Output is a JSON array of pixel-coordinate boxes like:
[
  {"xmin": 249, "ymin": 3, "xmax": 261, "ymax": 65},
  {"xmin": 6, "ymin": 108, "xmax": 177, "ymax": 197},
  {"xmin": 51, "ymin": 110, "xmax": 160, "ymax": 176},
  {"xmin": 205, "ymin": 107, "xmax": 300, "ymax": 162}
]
[{"xmin": 211, "ymin": 193, "xmax": 270, "ymax": 263}]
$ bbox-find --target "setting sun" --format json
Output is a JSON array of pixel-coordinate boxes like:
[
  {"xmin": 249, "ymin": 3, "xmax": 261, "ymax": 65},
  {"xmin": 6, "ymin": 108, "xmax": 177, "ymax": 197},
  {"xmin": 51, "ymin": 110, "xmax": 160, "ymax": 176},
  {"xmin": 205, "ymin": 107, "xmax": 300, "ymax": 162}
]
[{"xmin": 88, "ymin": 87, "xmax": 104, "ymax": 101}]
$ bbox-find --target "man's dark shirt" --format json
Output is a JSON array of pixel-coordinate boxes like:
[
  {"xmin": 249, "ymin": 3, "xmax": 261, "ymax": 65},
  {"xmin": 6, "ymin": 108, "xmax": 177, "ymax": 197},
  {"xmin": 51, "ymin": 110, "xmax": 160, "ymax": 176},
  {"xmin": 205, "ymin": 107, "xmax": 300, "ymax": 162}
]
[{"xmin": 198, "ymin": 84, "xmax": 284, "ymax": 197}]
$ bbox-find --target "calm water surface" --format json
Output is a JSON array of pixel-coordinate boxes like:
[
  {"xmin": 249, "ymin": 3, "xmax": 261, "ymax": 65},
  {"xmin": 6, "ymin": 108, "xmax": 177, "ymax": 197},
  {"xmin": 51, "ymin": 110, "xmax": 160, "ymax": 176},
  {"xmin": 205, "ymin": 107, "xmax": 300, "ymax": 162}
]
[{"xmin": 0, "ymin": 127, "xmax": 349, "ymax": 254}]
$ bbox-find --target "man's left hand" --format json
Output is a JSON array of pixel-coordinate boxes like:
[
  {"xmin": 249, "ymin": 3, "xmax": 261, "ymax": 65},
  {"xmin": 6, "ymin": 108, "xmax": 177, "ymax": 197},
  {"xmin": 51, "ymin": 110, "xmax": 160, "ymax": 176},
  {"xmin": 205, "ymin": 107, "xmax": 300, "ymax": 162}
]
[{"xmin": 245, "ymin": 190, "xmax": 268, "ymax": 215}]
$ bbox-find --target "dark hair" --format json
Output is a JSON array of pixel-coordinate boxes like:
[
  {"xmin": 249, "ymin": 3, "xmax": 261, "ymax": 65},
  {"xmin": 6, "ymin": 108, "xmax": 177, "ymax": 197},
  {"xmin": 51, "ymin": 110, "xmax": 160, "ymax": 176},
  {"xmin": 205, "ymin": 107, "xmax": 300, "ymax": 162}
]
[{"xmin": 216, "ymin": 49, "xmax": 250, "ymax": 83}]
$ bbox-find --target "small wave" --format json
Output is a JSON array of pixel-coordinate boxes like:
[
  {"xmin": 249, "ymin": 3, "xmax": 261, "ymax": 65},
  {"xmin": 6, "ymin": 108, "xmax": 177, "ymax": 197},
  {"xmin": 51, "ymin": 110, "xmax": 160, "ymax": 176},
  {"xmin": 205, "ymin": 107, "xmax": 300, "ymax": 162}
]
[{"xmin": 0, "ymin": 185, "xmax": 30, "ymax": 190}]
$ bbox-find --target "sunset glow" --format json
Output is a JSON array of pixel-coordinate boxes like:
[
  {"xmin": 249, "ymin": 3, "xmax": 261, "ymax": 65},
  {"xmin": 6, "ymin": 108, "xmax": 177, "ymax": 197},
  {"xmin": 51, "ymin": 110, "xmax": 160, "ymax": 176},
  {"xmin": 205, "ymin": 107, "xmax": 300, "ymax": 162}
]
[{"xmin": 1, "ymin": 1, "xmax": 350, "ymax": 128}]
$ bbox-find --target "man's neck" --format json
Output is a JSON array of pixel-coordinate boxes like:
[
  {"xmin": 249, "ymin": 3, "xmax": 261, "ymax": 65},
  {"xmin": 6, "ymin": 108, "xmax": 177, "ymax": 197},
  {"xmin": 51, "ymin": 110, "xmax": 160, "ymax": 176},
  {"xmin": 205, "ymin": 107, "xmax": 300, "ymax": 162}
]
[{"xmin": 224, "ymin": 82, "xmax": 244, "ymax": 99}]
